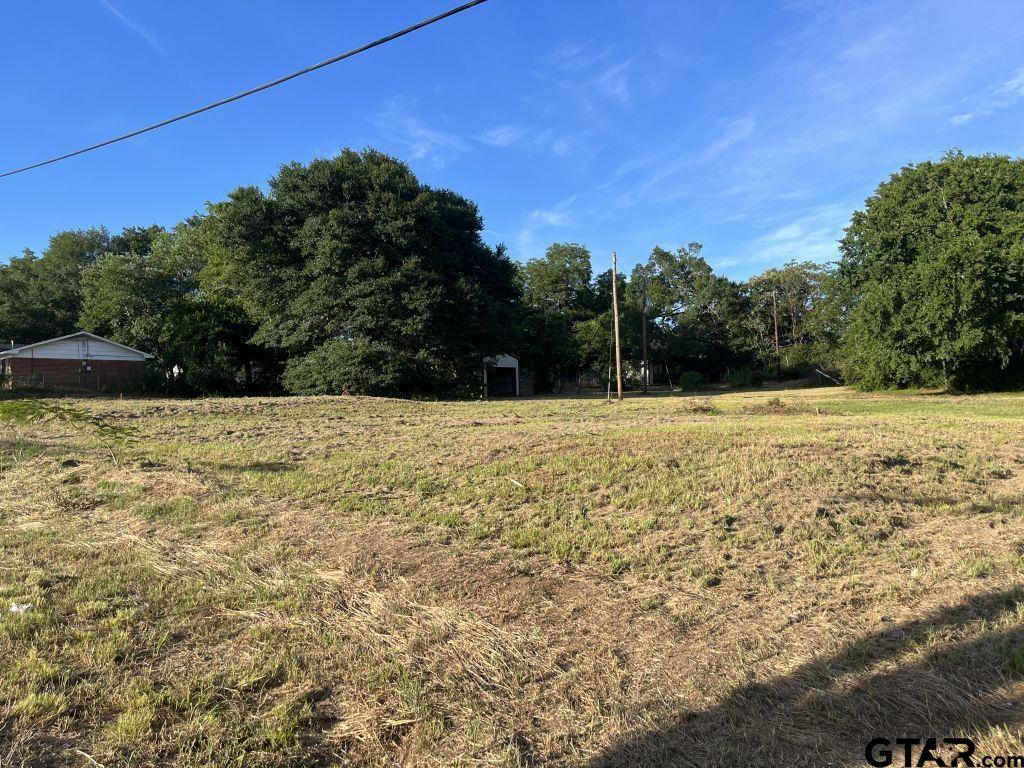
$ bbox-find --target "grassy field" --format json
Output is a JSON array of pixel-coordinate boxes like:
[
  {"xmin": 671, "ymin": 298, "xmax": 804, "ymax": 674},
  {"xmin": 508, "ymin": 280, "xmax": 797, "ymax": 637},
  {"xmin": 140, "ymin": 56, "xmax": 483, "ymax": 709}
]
[{"xmin": 1, "ymin": 387, "xmax": 1023, "ymax": 767}]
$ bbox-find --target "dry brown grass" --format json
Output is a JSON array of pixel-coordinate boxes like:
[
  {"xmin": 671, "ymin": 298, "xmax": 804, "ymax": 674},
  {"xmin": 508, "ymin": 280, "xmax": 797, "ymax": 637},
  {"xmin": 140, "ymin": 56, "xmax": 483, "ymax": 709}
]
[{"xmin": 1, "ymin": 387, "xmax": 1022, "ymax": 767}]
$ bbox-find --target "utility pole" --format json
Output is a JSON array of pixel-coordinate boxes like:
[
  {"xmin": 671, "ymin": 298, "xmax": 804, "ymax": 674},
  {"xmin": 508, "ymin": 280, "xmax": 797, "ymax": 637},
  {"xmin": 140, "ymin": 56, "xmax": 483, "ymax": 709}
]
[
  {"xmin": 641, "ymin": 273, "xmax": 649, "ymax": 394},
  {"xmin": 611, "ymin": 252, "xmax": 624, "ymax": 402}
]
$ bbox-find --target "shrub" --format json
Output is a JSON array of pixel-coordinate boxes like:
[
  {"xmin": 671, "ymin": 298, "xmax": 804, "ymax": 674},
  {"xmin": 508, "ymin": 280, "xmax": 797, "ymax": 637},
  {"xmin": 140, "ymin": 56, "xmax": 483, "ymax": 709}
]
[
  {"xmin": 675, "ymin": 371, "xmax": 707, "ymax": 391},
  {"xmin": 725, "ymin": 366, "xmax": 764, "ymax": 388},
  {"xmin": 282, "ymin": 339, "xmax": 482, "ymax": 398},
  {"xmin": 283, "ymin": 339, "xmax": 421, "ymax": 396}
]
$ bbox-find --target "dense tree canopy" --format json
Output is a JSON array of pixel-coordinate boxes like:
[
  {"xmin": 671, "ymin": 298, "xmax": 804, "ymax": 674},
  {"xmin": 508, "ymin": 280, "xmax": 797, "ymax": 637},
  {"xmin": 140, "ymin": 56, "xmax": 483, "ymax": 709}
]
[
  {"xmin": 204, "ymin": 150, "xmax": 519, "ymax": 397},
  {"xmin": 80, "ymin": 222, "xmax": 261, "ymax": 394},
  {"xmin": 747, "ymin": 261, "xmax": 828, "ymax": 374},
  {"xmin": 5, "ymin": 147, "xmax": 1023, "ymax": 396},
  {"xmin": 834, "ymin": 151, "xmax": 1024, "ymax": 389},
  {"xmin": 643, "ymin": 243, "xmax": 752, "ymax": 379},
  {"xmin": 0, "ymin": 228, "xmax": 111, "ymax": 344},
  {"xmin": 517, "ymin": 243, "xmax": 595, "ymax": 391},
  {"xmin": 523, "ymin": 242, "xmax": 803, "ymax": 388}
]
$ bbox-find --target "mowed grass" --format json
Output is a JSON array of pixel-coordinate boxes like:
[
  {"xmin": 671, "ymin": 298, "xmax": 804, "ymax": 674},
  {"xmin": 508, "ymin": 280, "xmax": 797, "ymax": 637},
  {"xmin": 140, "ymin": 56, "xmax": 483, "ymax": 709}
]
[{"xmin": 1, "ymin": 387, "xmax": 1023, "ymax": 767}]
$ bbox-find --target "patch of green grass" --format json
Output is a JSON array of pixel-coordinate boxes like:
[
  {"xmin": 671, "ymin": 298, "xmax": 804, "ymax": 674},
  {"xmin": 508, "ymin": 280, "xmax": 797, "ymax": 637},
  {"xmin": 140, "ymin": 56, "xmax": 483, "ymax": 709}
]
[
  {"xmin": 258, "ymin": 700, "xmax": 312, "ymax": 751},
  {"xmin": 108, "ymin": 696, "xmax": 157, "ymax": 746},
  {"xmin": 13, "ymin": 691, "xmax": 69, "ymax": 723},
  {"xmin": 962, "ymin": 555, "xmax": 1000, "ymax": 579},
  {"xmin": 136, "ymin": 495, "xmax": 199, "ymax": 523},
  {"xmin": 1, "ymin": 605, "xmax": 54, "ymax": 643},
  {"xmin": 1008, "ymin": 649, "xmax": 1024, "ymax": 677},
  {"xmin": 12, "ymin": 648, "xmax": 63, "ymax": 685}
]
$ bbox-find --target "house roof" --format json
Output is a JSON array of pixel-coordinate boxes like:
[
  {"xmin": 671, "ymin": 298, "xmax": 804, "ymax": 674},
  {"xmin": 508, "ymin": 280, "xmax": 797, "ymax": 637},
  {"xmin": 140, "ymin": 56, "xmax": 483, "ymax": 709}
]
[{"xmin": 0, "ymin": 331, "xmax": 154, "ymax": 360}]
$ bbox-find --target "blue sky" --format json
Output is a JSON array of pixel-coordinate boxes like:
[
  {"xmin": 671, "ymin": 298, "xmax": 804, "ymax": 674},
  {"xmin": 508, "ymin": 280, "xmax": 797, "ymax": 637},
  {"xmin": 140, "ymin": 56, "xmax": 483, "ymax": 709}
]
[{"xmin": 2, "ymin": 1, "xmax": 1024, "ymax": 278}]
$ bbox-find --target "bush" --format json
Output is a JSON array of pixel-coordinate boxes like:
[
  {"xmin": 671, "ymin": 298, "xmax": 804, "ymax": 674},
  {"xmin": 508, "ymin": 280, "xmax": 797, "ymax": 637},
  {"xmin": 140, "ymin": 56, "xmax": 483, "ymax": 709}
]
[
  {"xmin": 675, "ymin": 371, "xmax": 707, "ymax": 391},
  {"xmin": 776, "ymin": 343, "xmax": 821, "ymax": 380},
  {"xmin": 283, "ymin": 339, "xmax": 419, "ymax": 396},
  {"xmin": 0, "ymin": 398, "xmax": 135, "ymax": 463},
  {"xmin": 282, "ymin": 339, "xmax": 482, "ymax": 398},
  {"xmin": 725, "ymin": 366, "xmax": 764, "ymax": 388}
]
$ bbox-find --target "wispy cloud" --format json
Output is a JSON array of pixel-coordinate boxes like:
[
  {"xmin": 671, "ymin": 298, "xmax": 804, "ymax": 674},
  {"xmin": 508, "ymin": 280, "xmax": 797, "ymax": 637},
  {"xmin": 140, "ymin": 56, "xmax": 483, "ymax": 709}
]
[
  {"xmin": 479, "ymin": 125, "xmax": 528, "ymax": 148},
  {"xmin": 952, "ymin": 65, "xmax": 1024, "ymax": 125},
  {"xmin": 839, "ymin": 26, "xmax": 895, "ymax": 61},
  {"xmin": 538, "ymin": 42, "xmax": 635, "ymax": 111},
  {"xmin": 97, "ymin": 0, "xmax": 164, "ymax": 55},
  {"xmin": 530, "ymin": 203, "xmax": 574, "ymax": 228},
  {"xmin": 544, "ymin": 42, "xmax": 603, "ymax": 76},
  {"xmin": 600, "ymin": 114, "xmax": 757, "ymax": 210},
  {"xmin": 515, "ymin": 196, "xmax": 577, "ymax": 259},
  {"xmin": 551, "ymin": 136, "xmax": 575, "ymax": 157},
  {"xmin": 477, "ymin": 124, "xmax": 580, "ymax": 158},
  {"xmin": 597, "ymin": 61, "xmax": 633, "ymax": 105},
  {"xmin": 376, "ymin": 98, "xmax": 468, "ymax": 168},
  {"xmin": 699, "ymin": 116, "xmax": 757, "ymax": 161},
  {"xmin": 748, "ymin": 203, "xmax": 848, "ymax": 265}
]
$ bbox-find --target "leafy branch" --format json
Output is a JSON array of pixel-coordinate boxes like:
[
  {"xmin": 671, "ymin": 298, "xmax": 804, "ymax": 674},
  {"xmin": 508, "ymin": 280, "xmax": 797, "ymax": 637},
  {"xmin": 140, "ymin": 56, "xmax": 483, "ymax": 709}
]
[{"xmin": 0, "ymin": 399, "xmax": 136, "ymax": 465}]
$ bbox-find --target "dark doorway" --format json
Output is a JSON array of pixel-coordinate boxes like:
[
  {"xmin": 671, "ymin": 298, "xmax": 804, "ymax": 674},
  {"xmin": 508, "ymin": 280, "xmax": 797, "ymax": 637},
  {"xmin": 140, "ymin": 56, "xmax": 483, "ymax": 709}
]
[{"xmin": 488, "ymin": 366, "xmax": 517, "ymax": 396}]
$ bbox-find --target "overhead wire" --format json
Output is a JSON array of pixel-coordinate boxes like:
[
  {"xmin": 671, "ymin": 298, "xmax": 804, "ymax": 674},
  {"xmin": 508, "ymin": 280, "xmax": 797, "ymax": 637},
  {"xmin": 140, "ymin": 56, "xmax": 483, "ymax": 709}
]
[{"xmin": 0, "ymin": 0, "xmax": 489, "ymax": 179}]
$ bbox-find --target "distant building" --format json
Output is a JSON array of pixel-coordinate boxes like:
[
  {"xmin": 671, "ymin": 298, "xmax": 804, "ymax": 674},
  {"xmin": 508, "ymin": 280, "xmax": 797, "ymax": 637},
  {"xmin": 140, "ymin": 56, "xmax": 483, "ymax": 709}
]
[
  {"xmin": 484, "ymin": 353, "xmax": 533, "ymax": 397},
  {"xmin": 0, "ymin": 331, "xmax": 153, "ymax": 392}
]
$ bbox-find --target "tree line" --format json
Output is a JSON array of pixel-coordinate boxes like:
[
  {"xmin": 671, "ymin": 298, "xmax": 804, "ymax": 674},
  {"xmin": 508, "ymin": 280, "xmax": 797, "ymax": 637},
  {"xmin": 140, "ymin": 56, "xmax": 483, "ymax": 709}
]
[{"xmin": 2, "ymin": 148, "xmax": 1023, "ymax": 395}]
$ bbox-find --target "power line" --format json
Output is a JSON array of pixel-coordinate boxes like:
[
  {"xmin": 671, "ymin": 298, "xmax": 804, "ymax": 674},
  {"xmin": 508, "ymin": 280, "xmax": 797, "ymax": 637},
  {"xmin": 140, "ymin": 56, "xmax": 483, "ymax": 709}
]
[{"xmin": 0, "ymin": 0, "xmax": 489, "ymax": 180}]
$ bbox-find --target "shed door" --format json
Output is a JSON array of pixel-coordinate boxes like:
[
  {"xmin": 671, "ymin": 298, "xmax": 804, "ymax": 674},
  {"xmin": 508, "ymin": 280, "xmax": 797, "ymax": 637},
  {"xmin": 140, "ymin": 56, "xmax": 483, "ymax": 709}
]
[{"xmin": 488, "ymin": 367, "xmax": 517, "ymax": 396}]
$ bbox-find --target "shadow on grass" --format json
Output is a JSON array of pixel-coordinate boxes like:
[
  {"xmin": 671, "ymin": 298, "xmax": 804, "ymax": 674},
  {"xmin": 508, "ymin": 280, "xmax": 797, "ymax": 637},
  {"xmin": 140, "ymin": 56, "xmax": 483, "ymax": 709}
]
[
  {"xmin": 0, "ymin": 437, "xmax": 52, "ymax": 470},
  {"xmin": 201, "ymin": 460, "xmax": 300, "ymax": 474},
  {"xmin": 590, "ymin": 588, "xmax": 1024, "ymax": 768}
]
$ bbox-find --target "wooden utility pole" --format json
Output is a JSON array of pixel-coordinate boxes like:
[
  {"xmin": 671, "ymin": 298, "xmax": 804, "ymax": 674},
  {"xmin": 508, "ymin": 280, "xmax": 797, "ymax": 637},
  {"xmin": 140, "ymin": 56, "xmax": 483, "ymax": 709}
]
[
  {"xmin": 611, "ymin": 252, "xmax": 624, "ymax": 402},
  {"xmin": 641, "ymin": 274, "xmax": 649, "ymax": 393}
]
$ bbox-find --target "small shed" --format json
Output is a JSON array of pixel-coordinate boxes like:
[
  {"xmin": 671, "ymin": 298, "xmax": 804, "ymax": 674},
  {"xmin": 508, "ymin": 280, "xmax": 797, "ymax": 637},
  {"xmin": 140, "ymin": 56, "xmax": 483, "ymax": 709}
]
[
  {"xmin": 484, "ymin": 353, "xmax": 521, "ymax": 397},
  {"xmin": 0, "ymin": 331, "xmax": 153, "ymax": 392}
]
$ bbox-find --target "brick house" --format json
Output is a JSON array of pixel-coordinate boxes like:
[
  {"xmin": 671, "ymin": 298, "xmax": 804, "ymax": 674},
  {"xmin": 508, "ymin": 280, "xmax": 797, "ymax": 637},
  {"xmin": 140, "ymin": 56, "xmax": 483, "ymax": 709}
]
[{"xmin": 0, "ymin": 331, "xmax": 153, "ymax": 392}]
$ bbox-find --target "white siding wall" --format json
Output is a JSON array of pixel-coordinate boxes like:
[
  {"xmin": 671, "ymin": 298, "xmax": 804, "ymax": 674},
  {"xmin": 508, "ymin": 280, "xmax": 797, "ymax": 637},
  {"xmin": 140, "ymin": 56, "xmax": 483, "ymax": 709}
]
[
  {"xmin": 492, "ymin": 354, "xmax": 518, "ymax": 368},
  {"xmin": 11, "ymin": 337, "xmax": 146, "ymax": 361}
]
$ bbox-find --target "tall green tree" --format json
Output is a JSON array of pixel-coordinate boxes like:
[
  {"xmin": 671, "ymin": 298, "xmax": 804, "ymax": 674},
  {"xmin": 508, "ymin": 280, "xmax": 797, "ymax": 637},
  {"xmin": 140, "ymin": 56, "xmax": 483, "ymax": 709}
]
[
  {"xmin": 644, "ymin": 243, "xmax": 750, "ymax": 378},
  {"xmin": 80, "ymin": 223, "xmax": 258, "ymax": 394},
  {"xmin": 0, "ymin": 228, "xmax": 112, "ymax": 343},
  {"xmin": 746, "ymin": 260, "xmax": 828, "ymax": 374},
  {"xmin": 834, "ymin": 150, "xmax": 1024, "ymax": 389},
  {"xmin": 572, "ymin": 267, "xmax": 625, "ymax": 381},
  {"xmin": 205, "ymin": 150, "xmax": 519, "ymax": 396},
  {"xmin": 517, "ymin": 242, "xmax": 595, "ymax": 391}
]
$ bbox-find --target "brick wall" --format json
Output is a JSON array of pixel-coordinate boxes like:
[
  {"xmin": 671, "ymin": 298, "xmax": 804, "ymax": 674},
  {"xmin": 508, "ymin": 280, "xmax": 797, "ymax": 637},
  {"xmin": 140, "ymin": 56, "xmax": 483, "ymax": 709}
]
[{"xmin": 5, "ymin": 358, "xmax": 146, "ymax": 392}]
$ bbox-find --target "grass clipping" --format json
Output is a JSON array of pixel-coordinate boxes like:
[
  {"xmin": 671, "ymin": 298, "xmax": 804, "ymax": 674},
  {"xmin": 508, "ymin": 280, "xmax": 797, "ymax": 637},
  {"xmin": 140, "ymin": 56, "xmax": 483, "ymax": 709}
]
[{"xmin": 1, "ymin": 387, "xmax": 1023, "ymax": 766}]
